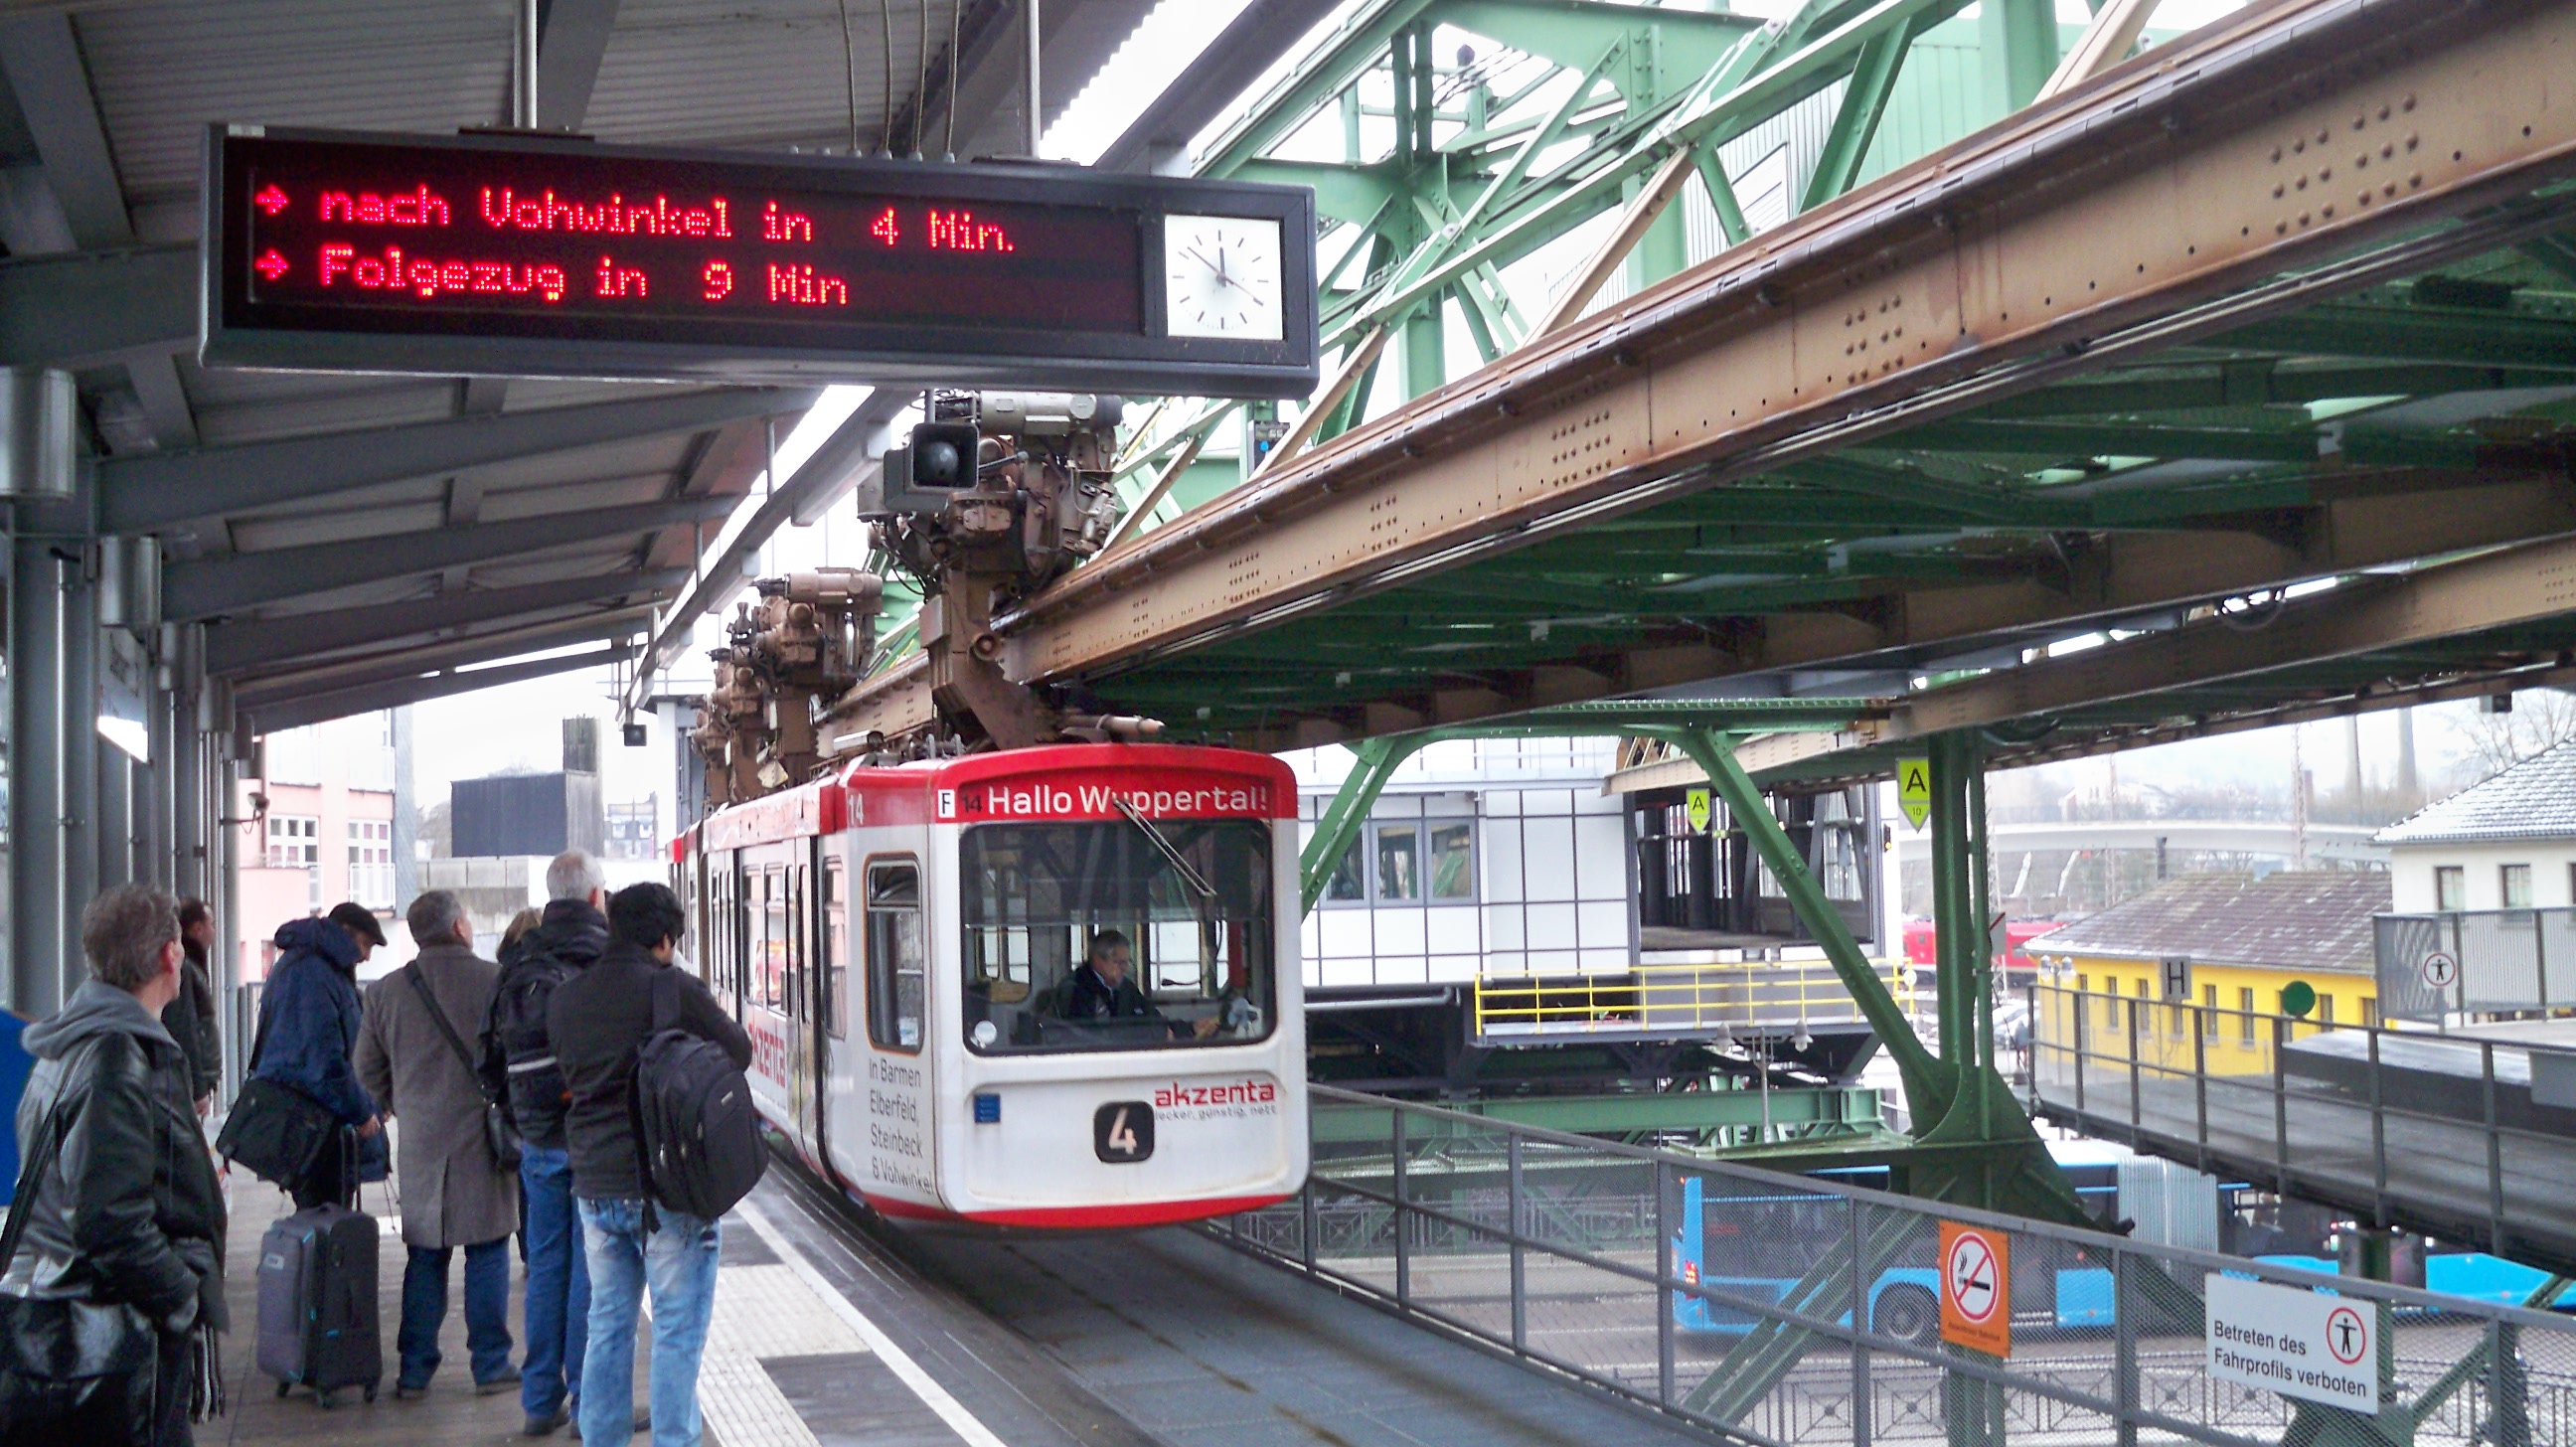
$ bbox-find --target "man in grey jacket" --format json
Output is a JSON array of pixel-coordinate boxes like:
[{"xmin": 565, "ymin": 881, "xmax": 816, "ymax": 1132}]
[{"xmin": 356, "ymin": 891, "xmax": 520, "ymax": 1400}]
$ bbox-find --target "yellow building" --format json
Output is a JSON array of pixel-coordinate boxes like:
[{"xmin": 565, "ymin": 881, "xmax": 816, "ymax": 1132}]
[{"xmin": 2027, "ymin": 871, "xmax": 2388, "ymax": 1077}]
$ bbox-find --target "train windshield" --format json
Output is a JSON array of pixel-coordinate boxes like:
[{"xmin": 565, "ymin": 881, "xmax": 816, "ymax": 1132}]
[{"xmin": 958, "ymin": 818, "xmax": 1276, "ymax": 1054}]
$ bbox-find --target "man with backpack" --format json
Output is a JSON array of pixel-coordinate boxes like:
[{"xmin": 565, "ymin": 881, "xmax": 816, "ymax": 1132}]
[
  {"xmin": 481, "ymin": 851, "xmax": 610, "ymax": 1437},
  {"xmin": 551, "ymin": 883, "xmax": 750, "ymax": 1447}
]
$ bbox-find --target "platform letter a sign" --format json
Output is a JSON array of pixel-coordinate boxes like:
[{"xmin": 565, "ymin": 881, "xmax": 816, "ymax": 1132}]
[
  {"xmin": 1685, "ymin": 788, "xmax": 1712, "ymax": 834},
  {"xmin": 1897, "ymin": 758, "xmax": 1931, "ymax": 831}
]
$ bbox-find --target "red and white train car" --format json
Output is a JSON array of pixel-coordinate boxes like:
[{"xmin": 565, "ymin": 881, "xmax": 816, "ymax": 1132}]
[{"xmin": 672, "ymin": 742, "xmax": 1306, "ymax": 1228}]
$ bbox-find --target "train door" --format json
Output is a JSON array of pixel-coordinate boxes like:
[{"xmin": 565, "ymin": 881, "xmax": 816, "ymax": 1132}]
[
  {"xmin": 740, "ymin": 845, "xmax": 798, "ymax": 1127},
  {"xmin": 783, "ymin": 848, "xmax": 820, "ymax": 1162},
  {"xmin": 847, "ymin": 851, "xmax": 935, "ymax": 1209},
  {"xmin": 805, "ymin": 845, "xmax": 848, "ymax": 1182}
]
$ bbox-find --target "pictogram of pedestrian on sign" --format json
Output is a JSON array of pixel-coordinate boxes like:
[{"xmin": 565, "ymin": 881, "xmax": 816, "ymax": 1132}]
[
  {"xmin": 2419, "ymin": 950, "xmax": 2459, "ymax": 992},
  {"xmin": 1938, "ymin": 1221, "xmax": 2011, "ymax": 1357}
]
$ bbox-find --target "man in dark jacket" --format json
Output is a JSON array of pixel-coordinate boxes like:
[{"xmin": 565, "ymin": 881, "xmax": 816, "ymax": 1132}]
[
  {"xmin": 6, "ymin": 884, "xmax": 227, "ymax": 1446},
  {"xmin": 249, "ymin": 907, "xmax": 385, "ymax": 1209},
  {"xmin": 552, "ymin": 883, "xmax": 748, "ymax": 1447},
  {"xmin": 160, "ymin": 899, "xmax": 222, "ymax": 1117},
  {"xmin": 481, "ymin": 850, "xmax": 609, "ymax": 1435}
]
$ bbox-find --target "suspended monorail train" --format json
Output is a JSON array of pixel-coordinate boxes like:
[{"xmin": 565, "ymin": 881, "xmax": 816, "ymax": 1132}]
[{"xmin": 670, "ymin": 742, "xmax": 1307, "ymax": 1228}]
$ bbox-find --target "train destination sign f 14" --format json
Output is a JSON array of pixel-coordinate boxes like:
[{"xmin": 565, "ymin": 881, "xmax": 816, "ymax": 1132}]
[{"xmin": 202, "ymin": 126, "xmax": 1320, "ymax": 397}]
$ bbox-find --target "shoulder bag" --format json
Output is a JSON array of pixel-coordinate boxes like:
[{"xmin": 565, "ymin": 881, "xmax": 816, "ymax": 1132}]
[
  {"xmin": 0, "ymin": 1068, "xmax": 158, "ymax": 1440},
  {"xmin": 405, "ymin": 965, "xmax": 523, "ymax": 1172},
  {"xmin": 213, "ymin": 980, "xmax": 343, "ymax": 1188}
]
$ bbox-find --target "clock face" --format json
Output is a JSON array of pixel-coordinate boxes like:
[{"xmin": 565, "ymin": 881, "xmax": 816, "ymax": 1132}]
[{"xmin": 1162, "ymin": 215, "xmax": 1284, "ymax": 342}]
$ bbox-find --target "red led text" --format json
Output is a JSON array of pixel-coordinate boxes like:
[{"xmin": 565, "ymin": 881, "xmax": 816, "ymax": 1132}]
[
  {"xmin": 703, "ymin": 259, "xmax": 734, "ymax": 300},
  {"xmin": 762, "ymin": 201, "xmax": 813, "ymax": 242},
  {"xmin": 927, "ymin": 210, "xmax": 1013, "ymax": 251},
  {"xmin": 320, "ymin": 184, "xmax": 450, "ymax": 226},
  {"xmin": 767, "ymin": 262, "xmax": 847, "ymax": 306},
  {"xmin": 319, "ymin": 242, "xmax": 568, "ymax": 302},
  {"xmin": 479, "ymin": 188, "xmax": 732, "ymax": 239},
  {"xmin": 594, "ymin": 255, "xmax": 648, "ymax": 297},
  {"xmin": 870, "ymin": 207, "xmax": 898, "ymax": 246}
]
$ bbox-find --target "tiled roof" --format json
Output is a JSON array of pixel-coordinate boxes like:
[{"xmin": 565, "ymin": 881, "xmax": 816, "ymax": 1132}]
[
  {"xmin": 2030, "ymin": 871, "xmax": 2390, "ymax": 975},
  {"xmin": 2375, "ymin": 739, "xmax": 2576, "ymax": 845}
]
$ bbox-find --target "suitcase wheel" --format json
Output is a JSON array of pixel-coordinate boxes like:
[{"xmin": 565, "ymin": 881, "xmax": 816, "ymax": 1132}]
[
  {"xmin": 275, "ymin": 1381, "xmax": 290, "ymax": 1398},
  {"xmin": 318, "ymin": 1389, "xmax": 338, "ymax": 1409},
  {"xmin": 364, "ymin": 1385, "xmax": 379, "ymax": 1403}
]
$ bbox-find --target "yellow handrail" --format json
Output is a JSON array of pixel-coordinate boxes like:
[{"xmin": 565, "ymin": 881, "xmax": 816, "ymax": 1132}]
[{"xmin": 1471, "ymin": 958, "xmax": 1913, "ymax": 1037}]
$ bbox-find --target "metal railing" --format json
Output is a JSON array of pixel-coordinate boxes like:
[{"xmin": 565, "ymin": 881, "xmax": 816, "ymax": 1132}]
[
  {"xmin": 2376, "ymin": 909, "xmax": 2576, "ymax": 1021},
  {"xmin": 2026, "ymin": 983, "xmax": 2576, "ymax": 1272},
  {"xmin": 1216, "ymin": 1086, "xmax": 2576, "ymax": 1446},
  {"xmin": 1472, "ymin": 958, "xmax": 1915, "ymax": 1040}
]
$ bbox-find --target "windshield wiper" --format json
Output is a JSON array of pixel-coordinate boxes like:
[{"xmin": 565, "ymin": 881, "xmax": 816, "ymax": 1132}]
[{"xmin": 1112, "ymin": 798, "xmax": 1218, "ymax": 907}]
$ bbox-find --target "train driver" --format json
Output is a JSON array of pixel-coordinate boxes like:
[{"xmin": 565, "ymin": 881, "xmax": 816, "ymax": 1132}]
[{"xmin": 1059, "ymin": 930, "xmax": 1220, "ymax": 1039}]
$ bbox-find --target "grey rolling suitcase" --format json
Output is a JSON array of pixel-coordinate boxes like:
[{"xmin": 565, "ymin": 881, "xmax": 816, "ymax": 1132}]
[{"xmin": 254, "ymin": 1133, "xmax": 382, "ymax": 1406}]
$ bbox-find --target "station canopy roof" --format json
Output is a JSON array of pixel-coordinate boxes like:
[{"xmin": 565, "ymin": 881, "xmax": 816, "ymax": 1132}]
[{"xmin": 0, "ymin": 0, "xmax": 1339, "ymax": 734}]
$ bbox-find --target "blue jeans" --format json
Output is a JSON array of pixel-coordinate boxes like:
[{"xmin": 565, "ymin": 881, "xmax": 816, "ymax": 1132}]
[
  {"xmin": 398, "ymin": 1238, "xmax": 514, "ymax": 1388},
  {"xmin": 519, "ymin": 1145, "xmax": 591, "ymax": 1418},
  {"xmin": 578, "ymin": 1199, "xmax": 720, "ymax": 1447}
]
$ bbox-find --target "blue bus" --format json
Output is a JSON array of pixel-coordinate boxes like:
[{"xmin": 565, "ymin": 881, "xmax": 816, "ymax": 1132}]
[{"xmin": 1670, "ymin": 1146, "xmax": 2564, "ymax": 1342}]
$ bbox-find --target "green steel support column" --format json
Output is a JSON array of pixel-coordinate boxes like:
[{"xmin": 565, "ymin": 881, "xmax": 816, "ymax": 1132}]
[
  {"xmin": 1692, "ymin": 146, "xmax": 1752, "ymax": 246},
  {"xmin": 1981, "ymin": 0, "xmax": 2058, "ymax": 115},
  {"xmin": 1928, "ymin": 732, "xmax": 1979, "ymax": 1065},
  {"xmin": 1800, "ymin": 20, "xmax": 1913, "ymax": 211},
  {"xmin": 1402, "ymin": 295, "xmax": 1446, "ymax": 399},
  {"xmin": 1662, "ymin": 728, "xmax": 1953, "ymax": 1128},
  {"xmin": 1299, "ymin": 735, "xmax": 1427, "ymax": 914}
]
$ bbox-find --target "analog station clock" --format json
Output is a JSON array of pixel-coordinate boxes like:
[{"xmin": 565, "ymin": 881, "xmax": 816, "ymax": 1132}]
[{"xmin": 1162, "ymin": 215, "xmax": 1284, "ymax": 341}]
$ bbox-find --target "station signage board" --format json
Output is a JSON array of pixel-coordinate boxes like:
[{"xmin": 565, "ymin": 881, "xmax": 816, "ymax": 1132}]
[
  {"xmin": 202, "ymin": 126, "xmax": 1319, "ymax": 397},
  {"xmin": 1938, "ymin": 1221, "xmax": 2011, "ymax": 1357},
  {"xmin": 1896, "ymin": 758, "xmax": 1931, "ymax": 831},
  {"xmin": 2205, "ymin": 1273, "xmax": 2378, "ymax": 1415}
]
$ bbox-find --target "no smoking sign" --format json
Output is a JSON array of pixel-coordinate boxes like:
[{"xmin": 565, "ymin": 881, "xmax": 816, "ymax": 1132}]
[{"xmin": 1937, "ymin": 1221, "xmax": 2012, "ymax": 1357}]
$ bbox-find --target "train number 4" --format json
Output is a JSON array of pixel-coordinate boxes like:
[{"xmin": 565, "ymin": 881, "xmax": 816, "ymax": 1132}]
[{"xmin": 1093, "ymin": 1101, "xmax": 1156, "ymax": 1163}]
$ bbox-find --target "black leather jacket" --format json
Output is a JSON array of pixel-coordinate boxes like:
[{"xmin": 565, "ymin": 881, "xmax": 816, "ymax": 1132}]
[{"xmin": 4, "ymin": 980, "xmax": 226, "ymax": 1331}]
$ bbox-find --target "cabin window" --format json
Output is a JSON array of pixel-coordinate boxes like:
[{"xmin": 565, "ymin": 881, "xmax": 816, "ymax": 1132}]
[
  {"xmin": 2435, "ymin": 866, "xmax": 2465, "ymax": 911},
  {"xmin": 2501, "ymin": 864, "xmax": 2533, "ymax": 909},
  {"xmin": 865, "ymin": 861, "xmax": 925, "ymax": 1052},
  {"xmin": 822, "ymin": 858, "xmax": 848, "ymax": 1040},
  {"xmin": 958, "ymin": 819, "xmax": 1278, "ymax": 1055}
]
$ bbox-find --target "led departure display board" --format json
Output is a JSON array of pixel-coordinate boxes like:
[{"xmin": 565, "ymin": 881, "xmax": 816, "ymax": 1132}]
[{"xmin": 203, "ymin": 126, "xmax": 1319, "ymax": 397}]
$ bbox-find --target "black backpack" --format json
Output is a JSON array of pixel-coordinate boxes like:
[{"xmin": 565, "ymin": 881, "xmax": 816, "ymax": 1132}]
[
  {"xmin": 489, "ymin": 951, "xmax": 582, "ymax": 1142},
  {"xmin": 633, "ymin": 969, "xmax": 765, "ymax": 1220}
]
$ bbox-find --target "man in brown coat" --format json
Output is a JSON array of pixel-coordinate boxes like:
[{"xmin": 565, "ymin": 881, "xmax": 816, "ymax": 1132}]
[{"xmin": 357, "ymin": 890, "xmax": 521, "ymax": 1400}]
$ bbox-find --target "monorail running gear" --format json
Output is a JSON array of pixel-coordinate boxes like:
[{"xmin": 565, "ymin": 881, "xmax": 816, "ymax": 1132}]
[
  {"xmin": 256, "ymin": 1131, "xmax": 384, "ymax": 1406},
  {"xmin": 636, "ymin": 968, "xmax": 767, "ymax": 1220}
]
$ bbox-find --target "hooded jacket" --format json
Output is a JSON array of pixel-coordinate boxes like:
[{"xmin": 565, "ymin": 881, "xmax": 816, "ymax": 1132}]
[
  {"xmin": 248, "ymin": 916, "xmax": 378, "ymax": 1127},
  {"xmin": 478, "ymin": 897, "xmax": 609, "ymax": 1151},
  {"xmin": 5, "ymin": 979, "xmax": 226, "ymax": 1332}
]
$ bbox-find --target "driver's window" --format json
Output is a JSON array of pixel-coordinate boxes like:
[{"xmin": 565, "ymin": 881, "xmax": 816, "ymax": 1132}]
[{"xmin": 865, "ymin": 861, "xmax": 924, "ymax": 1052}]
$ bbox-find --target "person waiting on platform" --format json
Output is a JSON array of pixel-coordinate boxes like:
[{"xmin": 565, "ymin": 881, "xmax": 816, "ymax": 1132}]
[
  {"xmin": 161, "ymin": 899, "xmax": 223, "ymax": 1120},
  {"xmin": 5, "ymin": 884, "xmax": 228, "ymax": 1446},
  {"xmin": 1056, "ymin": 931, "xmax": 1217, "ymax": 1039},
  {"xmin": 355, "ymin": 890, "xmax": 520, "ymax": 1401},
  {"xmin": 247, "ymin": 902, "xmax": 387, "ymax": 1209}
]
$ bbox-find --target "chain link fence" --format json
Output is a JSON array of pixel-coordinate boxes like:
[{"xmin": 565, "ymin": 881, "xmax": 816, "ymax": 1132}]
[{"xmin": 1215, "ymin": 1085, "xmax": 2576, "ymax": 1446}]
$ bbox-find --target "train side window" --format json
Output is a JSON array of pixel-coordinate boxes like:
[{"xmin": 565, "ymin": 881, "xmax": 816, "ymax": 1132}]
[
  {"xmin": 823, "ymin": 859, "xmax": 848, "ymax": 1039},
  {"xmin": 867, "ymin": 861, "xmax": 925, "ymax": 1052},
  {"xmin": 763, "ymin": 867, "xmax": 790, "ymax": 1014}
]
